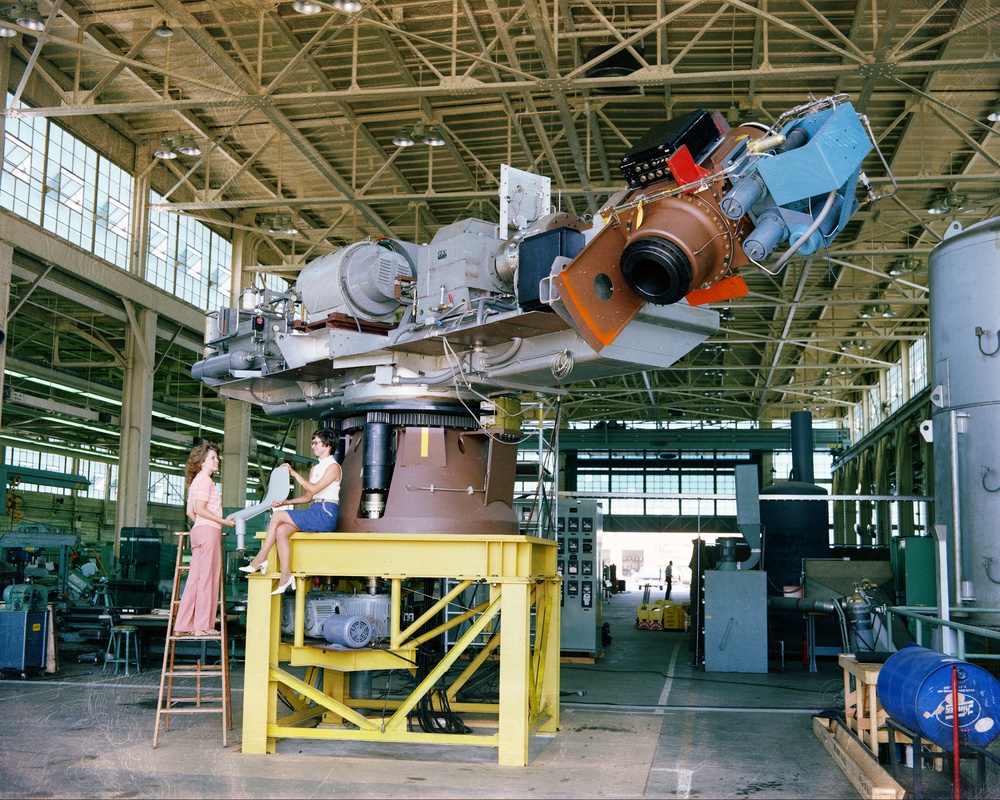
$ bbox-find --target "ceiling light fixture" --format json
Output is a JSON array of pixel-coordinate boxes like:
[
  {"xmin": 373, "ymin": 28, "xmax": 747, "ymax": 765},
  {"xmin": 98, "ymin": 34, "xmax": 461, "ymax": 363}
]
[
  {"xmin": 154, "ymin": 133, "xmax": 203, "ymax": 159},
  {"xmin": 889, "ymin": 255, "xmax": 921, "ymax": 276},
  {"xmin": 927, "ymin": 192, "xmax": 967, "ymax": 215},
  {"xmin": 260, "ymin": 213, "xmax": 298, "ymax": 235},
  {"xmin": 421, "ymin": 126, "xmax": 445, "ymax": 147},
  {"xmin": 175, "ymin": 134, "xmax": 201, "ymax": 156},
  {"xmin": 392, "ymin": 122, "xmax": 446, "ymax": 148},
  {"xmin": 989, "ymin": 104, "xmax": 1000, "ymax": 123},
  {"xmin": 154, "ymin": 136, "xmax": 177, "ymax": 159},
  {"xmin": 15, "ymin": 2, "xmax": 43, "ymax": 31},
  {"xmin": 0, "ymin": 21, "xmax": 15, "ymax": 36},
  {"xmin": 392, "ymin": 129, "xmax": 415, "ymax": 147},
  {"xmin": 154, "ymin": 20, "xmax": 174, "ymax": 37},
  {"xmin": 292, "ymin": 0, "xmax": 322, "ymax": 14},
  {"xmin": 332, "ymin": 0, "xmax": 362, "ymax": 11}
]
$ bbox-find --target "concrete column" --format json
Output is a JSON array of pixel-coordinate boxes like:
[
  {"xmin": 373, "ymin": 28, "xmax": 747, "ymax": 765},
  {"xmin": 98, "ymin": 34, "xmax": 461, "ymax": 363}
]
[
  {"xmin": 219, "ymin": 217, "xmax": 251, "ymax": 509},
  {"xmin": 221, "ymin": 398, "xmax": 250, "ymax": 510},
  {"xmin": 0, "ymin": 242, "xmax": 11, "ymax": 429},
  {"xmin": 114, "ymin": 305, "xmax": 156, "ymax": 552},
  {"xmin": 296, "ymin": 422, "xmax": 314, "ymax": 458},
  {"xmin": 0, "ymin": 44, "xmax": 12, "ymax": 430},
  {"xmin": 130, "ymin": 172, "xmax": 150, "ymax": 280}
]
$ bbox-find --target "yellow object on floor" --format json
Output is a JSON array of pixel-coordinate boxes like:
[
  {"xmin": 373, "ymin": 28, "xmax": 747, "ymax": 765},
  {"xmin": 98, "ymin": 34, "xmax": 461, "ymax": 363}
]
[{"xmin": 637, "ymin": 598, "xmax": 688, "ymax": 631}]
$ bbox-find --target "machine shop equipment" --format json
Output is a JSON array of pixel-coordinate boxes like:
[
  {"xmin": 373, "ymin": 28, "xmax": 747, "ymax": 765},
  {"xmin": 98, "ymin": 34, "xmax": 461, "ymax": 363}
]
[
  {"xmin": 0, "ymin": 527, "xmax": 79, "ymax": 598},
  {"xmin": 280, "ymin": 591, "xmax": 390, "ymax": 642},
  {"xmin": 0, "ymin": 584, "xmax": 49, "ymax": 675},
  {"xmin": 191, "ymin": 95, "xmax": 885, "ymax": 763}
]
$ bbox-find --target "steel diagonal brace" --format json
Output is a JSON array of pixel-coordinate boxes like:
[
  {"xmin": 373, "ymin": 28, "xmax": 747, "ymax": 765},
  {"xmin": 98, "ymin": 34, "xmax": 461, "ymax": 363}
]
[
  {"xmin": 448, "ymin": 630, "xmax": 502, "ymax": 702},
  {"xmin": 268, "ymin": 665, "xmax": 379, "ymax": 732},
  {"xmin": 274, "ymin": 664, "xmax": 320, "ymax": 713},
  {"xmin": 411, "ymin": 599, "xmax": 492, "ymax": 647},
  {"xmin": 531, "ymin": 587, "xmax": 553, "ymax": 717},
  {"xmin": 399, "ymin": 578, "xmax": 474, "ymax": 642},
  {"xmin": 383, "ymin": 592, "xmax": 503, "ymax": 733}
]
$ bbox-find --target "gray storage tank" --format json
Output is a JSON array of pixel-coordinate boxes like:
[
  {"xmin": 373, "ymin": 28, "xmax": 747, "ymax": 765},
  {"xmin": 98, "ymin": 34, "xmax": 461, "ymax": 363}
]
[{"xmin": 928, "ymin": 217, "xmax": 1000, "ymax": 617}]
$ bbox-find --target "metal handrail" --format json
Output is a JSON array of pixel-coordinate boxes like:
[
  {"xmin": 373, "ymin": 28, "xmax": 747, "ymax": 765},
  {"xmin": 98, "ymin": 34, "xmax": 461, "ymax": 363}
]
[{"xmin": 886, "ymin": 605, "xmax": 1000, "ymax": 661}]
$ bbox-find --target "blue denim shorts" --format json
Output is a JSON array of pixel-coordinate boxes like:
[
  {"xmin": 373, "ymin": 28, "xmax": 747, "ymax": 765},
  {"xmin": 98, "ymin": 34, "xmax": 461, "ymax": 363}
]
[{"xmin": 287, "ymin": 501, "xmax": 338, "ymax": 532}]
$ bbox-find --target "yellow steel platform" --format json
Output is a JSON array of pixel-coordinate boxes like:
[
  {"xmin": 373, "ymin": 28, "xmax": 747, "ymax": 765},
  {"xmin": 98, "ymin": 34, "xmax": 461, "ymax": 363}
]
[{"xmin": 242, "ymin": 532, "xmax": 560, "ymax": 766}]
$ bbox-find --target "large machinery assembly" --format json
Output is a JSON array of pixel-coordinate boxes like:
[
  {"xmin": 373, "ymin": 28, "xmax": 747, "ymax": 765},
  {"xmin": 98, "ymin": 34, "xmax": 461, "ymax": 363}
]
[{"xmin": 192, "ymin": 95, "xmax": 880, "ymax": 763}]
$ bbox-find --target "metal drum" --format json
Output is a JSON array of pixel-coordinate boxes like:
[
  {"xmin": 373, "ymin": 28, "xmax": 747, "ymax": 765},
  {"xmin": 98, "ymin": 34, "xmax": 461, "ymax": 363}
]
[{"xmin": 877, "ymin": 644, "xmax": 1000, "ymax": 749}]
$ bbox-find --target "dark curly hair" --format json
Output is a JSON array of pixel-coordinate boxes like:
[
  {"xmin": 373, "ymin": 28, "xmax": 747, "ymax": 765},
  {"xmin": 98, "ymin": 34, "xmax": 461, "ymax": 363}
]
[{"xmin": 311, "ymin": 428, "xmax": 338, "ymax": 450}]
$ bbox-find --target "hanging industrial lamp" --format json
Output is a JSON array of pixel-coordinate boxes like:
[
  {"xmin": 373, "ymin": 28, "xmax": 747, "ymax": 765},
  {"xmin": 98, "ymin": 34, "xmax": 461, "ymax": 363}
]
[
  {"xmin": 154, "ymin": 137, "xmax": 177, "ymax": 159},
  {"xmin": 15, "ymin": 2, "xmax": 44, "ymax": 31},
  {"xmin": 175, "ymin": 134, "xmax": 201, "ymax": 156},
  {"xmin": 292, "ymin": 0, "xmax": 322, "ymax": 14}
]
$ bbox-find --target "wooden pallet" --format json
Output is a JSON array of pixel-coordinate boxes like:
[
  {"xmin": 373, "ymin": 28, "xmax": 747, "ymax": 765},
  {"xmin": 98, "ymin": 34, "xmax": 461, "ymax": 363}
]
[
  {"xmin": 560, "ymin": 649, "xmax": 602, "ymax": 663},
  {"xmin": 813, "ymin": 716, "xmax": 905, "ymax": 800}
]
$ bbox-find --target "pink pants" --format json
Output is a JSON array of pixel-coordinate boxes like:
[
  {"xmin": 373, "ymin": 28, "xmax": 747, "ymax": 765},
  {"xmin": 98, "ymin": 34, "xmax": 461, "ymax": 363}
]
[{"xmin": 175, "ymin": 524, "xmax": 222, "ymax": 632}]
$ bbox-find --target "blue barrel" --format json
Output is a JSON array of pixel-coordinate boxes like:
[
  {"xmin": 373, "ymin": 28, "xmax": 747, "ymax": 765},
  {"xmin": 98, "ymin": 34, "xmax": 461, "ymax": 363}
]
[{"xmin": 877, "ymin": 644, "xmax": 1000, "ymax": 750}]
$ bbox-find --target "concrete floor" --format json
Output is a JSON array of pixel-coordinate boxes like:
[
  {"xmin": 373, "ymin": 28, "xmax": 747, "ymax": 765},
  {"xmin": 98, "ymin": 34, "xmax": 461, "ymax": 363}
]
[{"xmin": 0, "ymin": 589, "xmax": 889, "ymax": 799}]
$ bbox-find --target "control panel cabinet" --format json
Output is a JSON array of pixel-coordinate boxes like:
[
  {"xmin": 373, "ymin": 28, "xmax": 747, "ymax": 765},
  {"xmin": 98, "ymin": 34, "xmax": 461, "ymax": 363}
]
[{"xmin": 557, "ymin": 501, "xmax": 603, "ymax": 656}]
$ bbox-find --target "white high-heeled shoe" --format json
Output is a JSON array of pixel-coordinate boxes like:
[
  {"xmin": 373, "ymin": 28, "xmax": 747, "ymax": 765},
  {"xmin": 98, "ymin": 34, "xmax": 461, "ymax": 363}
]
[
  {"xmin": 238, "ymin": 559, "xmax": 267, "ymax": 574},
  {"xmin": 271, "ymin": 575, "xmax": 296, "ymax": 595}
]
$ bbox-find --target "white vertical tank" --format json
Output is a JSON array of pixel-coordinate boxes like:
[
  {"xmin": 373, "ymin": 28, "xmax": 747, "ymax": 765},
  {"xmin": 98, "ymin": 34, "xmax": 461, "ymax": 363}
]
[{"xmin": 929, "ymin": 218, "xmax": 1000, "ymax": 616}]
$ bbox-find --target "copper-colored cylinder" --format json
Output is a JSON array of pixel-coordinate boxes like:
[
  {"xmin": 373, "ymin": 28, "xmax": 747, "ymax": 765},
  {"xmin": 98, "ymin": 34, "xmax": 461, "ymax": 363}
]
[
  {"xmin": 617, "ymin": 193, "xmax": 735, "ymax": 304},
  {"xmin": 338, "ymin": 426, "xmax": 519, "ymax": 535}
]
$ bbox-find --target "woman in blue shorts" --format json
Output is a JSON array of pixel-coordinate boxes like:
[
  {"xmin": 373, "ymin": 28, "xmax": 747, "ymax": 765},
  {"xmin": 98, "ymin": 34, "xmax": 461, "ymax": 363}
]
[{"xmin": 239, "ymin": 428, "xmax": 341, "ymax": 594}]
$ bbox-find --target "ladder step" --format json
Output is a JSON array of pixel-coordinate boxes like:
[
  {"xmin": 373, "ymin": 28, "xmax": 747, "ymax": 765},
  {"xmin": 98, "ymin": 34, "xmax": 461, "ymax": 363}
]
[
  {"xmin": 159, "ymin": 705, "xmax": 227, "ymax": 714},
  {"xmin": 161, "ymin": 669, "xmax": 226, "ymax": 678},
  {"xmin": 163, "ymin": 695, "xmax": 227, "ymax": 703}
]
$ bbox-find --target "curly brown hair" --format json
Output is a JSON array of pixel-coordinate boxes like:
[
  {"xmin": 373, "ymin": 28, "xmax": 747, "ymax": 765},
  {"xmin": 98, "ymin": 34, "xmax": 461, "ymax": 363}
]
[{"xmin": 185, "ymin": 443, "xmax": 220, "ymax": 489}]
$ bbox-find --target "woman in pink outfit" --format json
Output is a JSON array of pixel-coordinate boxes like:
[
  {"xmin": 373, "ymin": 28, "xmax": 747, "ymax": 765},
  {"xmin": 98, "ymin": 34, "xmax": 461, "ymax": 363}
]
[{"xmin": 175, "ymin": 443, "xmax": 235, "ymax": 636}]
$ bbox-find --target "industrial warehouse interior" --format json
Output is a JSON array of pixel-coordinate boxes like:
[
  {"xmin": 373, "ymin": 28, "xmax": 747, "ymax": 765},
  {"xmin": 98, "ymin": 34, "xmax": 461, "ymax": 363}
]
[{"xmin": 2, "ymin": 1, "xmax": 1000, "ymax": 798}]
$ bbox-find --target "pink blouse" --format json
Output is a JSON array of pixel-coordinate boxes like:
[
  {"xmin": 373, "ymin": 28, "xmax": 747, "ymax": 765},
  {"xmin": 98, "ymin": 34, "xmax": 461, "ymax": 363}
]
[{"xmin": 187, "ymin": 471, "xmax": 223, "ymax": 531}]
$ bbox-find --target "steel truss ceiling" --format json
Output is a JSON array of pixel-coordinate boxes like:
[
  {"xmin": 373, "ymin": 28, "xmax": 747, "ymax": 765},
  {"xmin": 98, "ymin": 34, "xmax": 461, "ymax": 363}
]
[{"xmin": 3, "ymin": 0, "xmax": 1000, "ymax": 462}]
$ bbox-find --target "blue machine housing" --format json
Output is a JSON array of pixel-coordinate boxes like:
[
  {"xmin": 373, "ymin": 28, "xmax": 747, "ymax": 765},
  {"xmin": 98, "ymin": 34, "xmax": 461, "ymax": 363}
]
[{"xmin": 721, "ymin": 101, "xmax": 872, "ymax": 260}]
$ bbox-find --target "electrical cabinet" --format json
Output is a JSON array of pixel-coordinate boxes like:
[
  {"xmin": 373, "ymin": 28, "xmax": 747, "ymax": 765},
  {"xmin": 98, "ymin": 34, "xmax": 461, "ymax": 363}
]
[
  {"xmin": 0, "ymin": 610, "xmax": 47, "ymax": 673},
  {"xmin": 704, "ymin": 570, "xmax": 767, "ymax": 674},
  {"xmin": 557, "ymin": 500, "xmax": 602, "ymax": 655},
  {"xmin": 891, "ymin": 536, "xmax": 936, "ymax": 606}
]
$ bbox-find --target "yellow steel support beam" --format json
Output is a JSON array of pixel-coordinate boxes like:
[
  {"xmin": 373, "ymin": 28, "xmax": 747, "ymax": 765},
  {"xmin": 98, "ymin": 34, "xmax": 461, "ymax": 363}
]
[
  {"xmin": 536, "ymin": 579, "xmax": 561, "ymax": 736},
  {"xmin": 241, "ymin": 533, "xmax": 559, "ymax": 765},
  {"xmin": 382, "ymin": 591, "xmax": 502, "ymax": 733},
  {"xmin": 269, "ymin": 666, "xmax": 379, "ymax": 731},
  {"xmin": 410, "ymin": 598, "xmax": 491, "ymax": 647},
  {"xmin": 447, "ymin": 630, "xmax": 501, "ymax": 702},
  {"xmin": 400, "ymin": 578, "xmax": 474, "ymax": 641}
]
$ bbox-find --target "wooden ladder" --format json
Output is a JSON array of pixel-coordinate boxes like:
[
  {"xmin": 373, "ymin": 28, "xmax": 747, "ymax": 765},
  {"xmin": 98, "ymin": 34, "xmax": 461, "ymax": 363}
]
[{"xmin": 153, "ymin": 531, "xmax": 232, "ymax": 747}]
